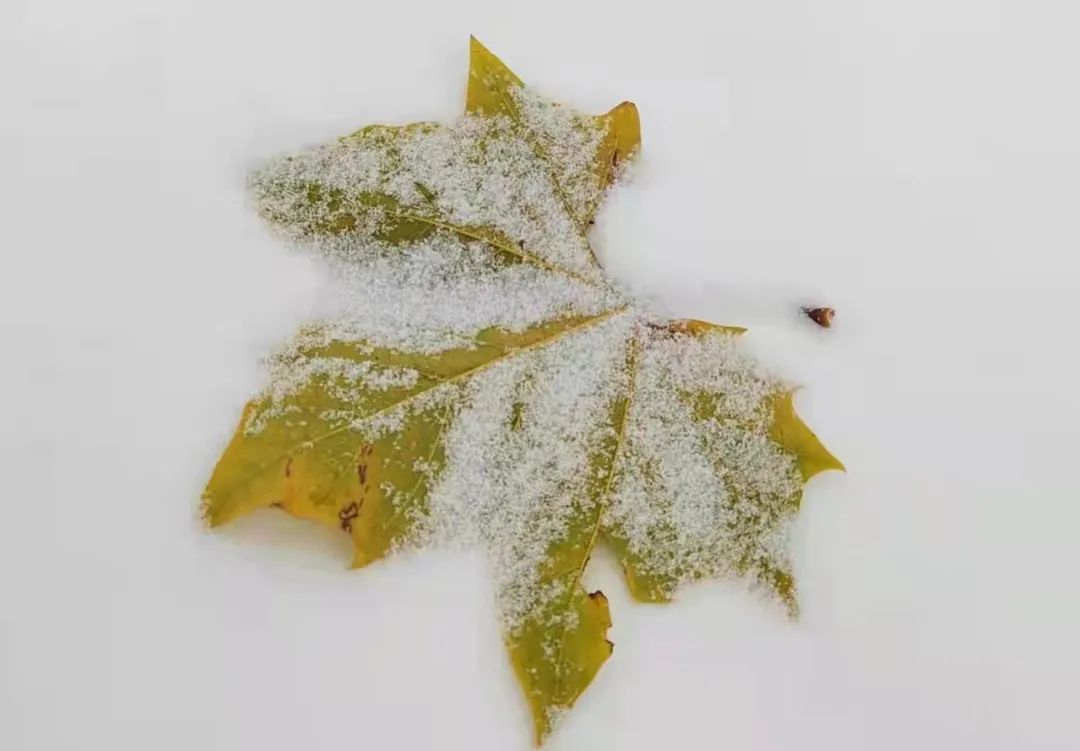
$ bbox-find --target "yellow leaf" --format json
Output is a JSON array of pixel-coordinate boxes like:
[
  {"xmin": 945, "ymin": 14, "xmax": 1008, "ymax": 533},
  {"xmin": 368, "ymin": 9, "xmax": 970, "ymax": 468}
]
[{"xmin": 203, "ymin": 37, "xmax": 842, "ymax": 745}]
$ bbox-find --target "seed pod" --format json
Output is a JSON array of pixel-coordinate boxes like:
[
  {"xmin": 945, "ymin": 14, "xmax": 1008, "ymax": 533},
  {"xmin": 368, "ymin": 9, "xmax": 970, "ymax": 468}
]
[{"xmin": 803, "ymin": 307, "xmax": 835, "ymax": 328}]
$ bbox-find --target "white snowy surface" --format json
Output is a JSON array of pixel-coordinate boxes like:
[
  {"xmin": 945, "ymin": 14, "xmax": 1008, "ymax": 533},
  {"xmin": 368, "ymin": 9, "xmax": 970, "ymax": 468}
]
[{"xmin": 2, "ymin": 1, "xmax": 1079, "ymax": 749}]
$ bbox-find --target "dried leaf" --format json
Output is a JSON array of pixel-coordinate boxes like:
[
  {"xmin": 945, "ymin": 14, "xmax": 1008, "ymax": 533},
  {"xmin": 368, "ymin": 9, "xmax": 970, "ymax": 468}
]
[{"xmin": 803, "ymin": 306, "xmax": 836, "ymax": 328}]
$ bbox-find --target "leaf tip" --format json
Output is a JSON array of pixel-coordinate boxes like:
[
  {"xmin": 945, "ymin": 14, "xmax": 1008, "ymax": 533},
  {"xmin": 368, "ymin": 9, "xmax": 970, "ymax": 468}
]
[
  {"xmin": 349, "ymin": 545, "xmax": 379, "ymax": 571},
  {"xmin": 467, "ymin": 35, "xmax": 506, "ymax": 71},
  {"xmin": 770, "ymin": 391, "xmax": 845, "ymax": 481},
  {"xmin": 199, "ymin": 492, "xmax": 229, "ymax": 529},
  {"xmin": 605, "ymin": 100, "xmax": 642, "ymax": 153},
  {"xmin": 198, "ymin": 495, "xmax": 216, "ymax": 527},
  {"xmin": 465, "ymin": 35, "xmax": 524, "ymax": 115},
  {"xmin": 468, "ymin": 35, "xmax": 487, "ymax": 64}
]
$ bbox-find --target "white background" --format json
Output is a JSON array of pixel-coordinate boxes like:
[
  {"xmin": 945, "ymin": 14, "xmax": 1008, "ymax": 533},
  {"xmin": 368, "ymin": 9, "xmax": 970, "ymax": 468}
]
[{"xmin": 2, "ymin": 1, "xmax": 1079, "ymax": 749}]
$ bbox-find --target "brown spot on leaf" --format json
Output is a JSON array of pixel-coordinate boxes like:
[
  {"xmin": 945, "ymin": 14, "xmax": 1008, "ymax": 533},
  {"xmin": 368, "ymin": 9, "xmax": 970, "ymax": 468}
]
[
  {"xmin": 284, "ymin": 458, "xmax": 292, "ymax": 479},
  {"xmin": 339, "ymin": 501, "xmax": 361, "ymax": 533},
  {"xmin": 357, "ymin": 463, "xmax": 368, "ymax": 486}
]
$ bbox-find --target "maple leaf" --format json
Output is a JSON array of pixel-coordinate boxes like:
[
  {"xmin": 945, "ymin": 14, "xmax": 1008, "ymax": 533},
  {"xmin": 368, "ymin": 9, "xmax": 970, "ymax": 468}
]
[{"xmin": 202, "ymin": 37, "xmax": 843, "ymax": 746}]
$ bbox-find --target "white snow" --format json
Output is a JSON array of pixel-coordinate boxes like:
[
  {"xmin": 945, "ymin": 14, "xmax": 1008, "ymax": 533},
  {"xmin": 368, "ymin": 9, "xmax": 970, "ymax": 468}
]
[
  {"xmin": 606, "ymin": 329, "xmax": 802, "ymax": 596},
  {"xmin": 420, "ymin": 313, "xmax": 635, "ymax": 631},
  {"xmin": 2, "ymin": 1, "xmax": 1080, "ymax": 750},
  {"xmin": 250, "ymin": 113, "xmax": 606, "ymax": 282}
]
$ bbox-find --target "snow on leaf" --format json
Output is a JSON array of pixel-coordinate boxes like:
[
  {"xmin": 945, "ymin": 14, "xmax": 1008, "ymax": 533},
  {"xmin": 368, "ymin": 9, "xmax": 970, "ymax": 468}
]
[
  {"xmin": 201, "ymin": 38, "xmax": 842, "ymax": 746},
  {"xmin": 465, "ymin": 36, "xmax": 641, "ymax": 232}
]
